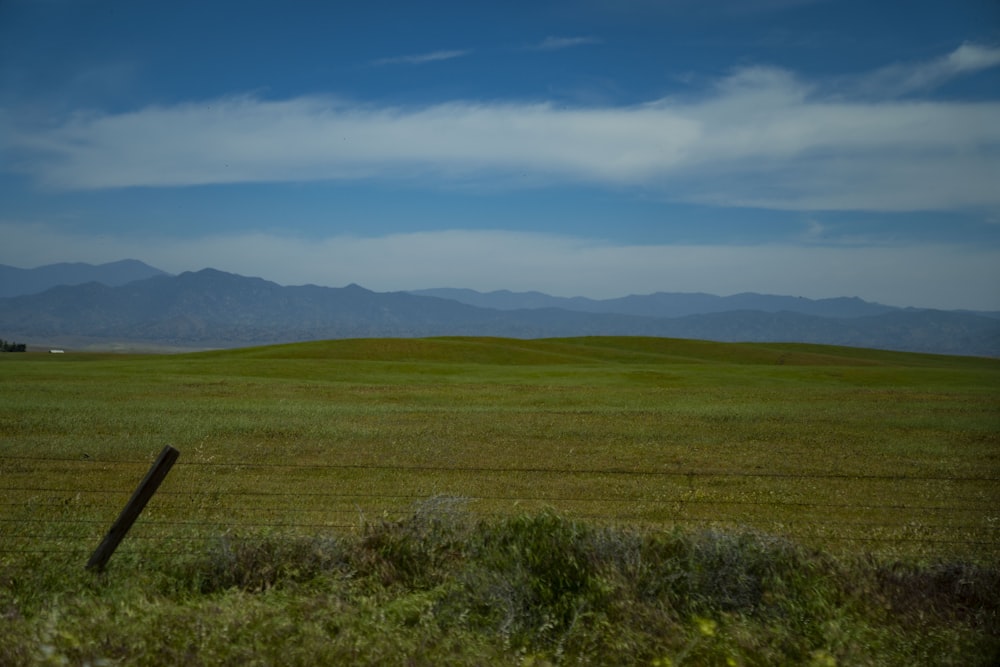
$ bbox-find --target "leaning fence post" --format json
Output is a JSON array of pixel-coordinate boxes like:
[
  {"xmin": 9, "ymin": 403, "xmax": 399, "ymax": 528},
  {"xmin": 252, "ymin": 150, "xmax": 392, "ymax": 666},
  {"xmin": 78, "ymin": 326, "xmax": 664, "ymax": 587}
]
[{"xmin": 86, "ymin": 445, "xmax": 180, "ymax": 572}]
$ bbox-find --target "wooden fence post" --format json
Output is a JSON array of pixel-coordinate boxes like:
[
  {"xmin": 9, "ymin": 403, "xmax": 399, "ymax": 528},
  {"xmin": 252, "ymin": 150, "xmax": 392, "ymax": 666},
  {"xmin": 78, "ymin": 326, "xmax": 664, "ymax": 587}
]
[{"xmin": 86, "ymin": 445, "xmax": 180, "ymax": 572}]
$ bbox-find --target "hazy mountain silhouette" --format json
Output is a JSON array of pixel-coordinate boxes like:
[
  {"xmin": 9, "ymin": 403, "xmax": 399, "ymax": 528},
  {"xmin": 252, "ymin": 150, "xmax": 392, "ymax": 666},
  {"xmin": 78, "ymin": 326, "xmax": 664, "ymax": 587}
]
[
  {"xmin": 0, "ymin": 260, "xmax": 168, "ymax": 297},
  {"xmin": 1, "ymin": 267, "xmax": 997, "ymax": 356},
  {"xmin": 409, "ymin": 288, "xmax": 900, "ymax": 319}
]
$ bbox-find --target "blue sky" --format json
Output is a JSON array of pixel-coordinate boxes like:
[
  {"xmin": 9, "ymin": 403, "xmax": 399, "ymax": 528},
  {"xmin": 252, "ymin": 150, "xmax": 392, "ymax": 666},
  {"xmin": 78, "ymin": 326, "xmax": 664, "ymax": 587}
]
[{"xmin": 2, "ymin": 0, "xmax": 999, "ymax": 309}]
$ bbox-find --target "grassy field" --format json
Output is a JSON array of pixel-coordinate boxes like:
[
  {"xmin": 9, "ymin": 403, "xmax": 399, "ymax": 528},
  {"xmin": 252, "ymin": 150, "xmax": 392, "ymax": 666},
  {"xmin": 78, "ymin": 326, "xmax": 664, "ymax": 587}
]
[{"xmin": 1, "ymin": 336, "xmax": 999, "ymax": 664}]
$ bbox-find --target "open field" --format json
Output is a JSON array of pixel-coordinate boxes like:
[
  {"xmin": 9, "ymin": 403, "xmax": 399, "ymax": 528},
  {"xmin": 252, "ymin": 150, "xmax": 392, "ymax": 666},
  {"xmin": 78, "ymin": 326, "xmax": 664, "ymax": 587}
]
[
  {"xmin": 2, "ymin": 336, "xmax": 999, "ymax": 664},
  {"xmin": 3, "ymin": 336, "xmax": 998, "ymax": 562}
]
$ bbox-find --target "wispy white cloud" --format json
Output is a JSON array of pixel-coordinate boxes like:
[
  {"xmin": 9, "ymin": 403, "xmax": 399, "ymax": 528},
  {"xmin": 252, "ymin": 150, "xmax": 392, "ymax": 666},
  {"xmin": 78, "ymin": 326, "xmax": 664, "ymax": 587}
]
[
  {"xmin": 529, "ymin": 36, "xmax": 602, "ymax": 51},
  {"xmin": 2, "ymin": 222, "xmax": 998, "ymax": 310},
  {"xmin": 849, "ymin": 42, "xmax": 1000, "ymax": 97},
  {"xmin": 4, "ymin": 44, "xmax": 1000, "ymax": 212},
  {"xmin": 4, "ymin": 95, "xmax": 702, "ymax": 188},
  {"xmin": 370, "ymin": 49, "xmax": 470, "ymax": 66}
]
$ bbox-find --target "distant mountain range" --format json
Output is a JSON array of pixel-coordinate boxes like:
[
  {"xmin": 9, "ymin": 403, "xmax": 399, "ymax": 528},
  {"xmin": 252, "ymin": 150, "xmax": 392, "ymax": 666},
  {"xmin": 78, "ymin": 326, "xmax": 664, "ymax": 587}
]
[
  {"xmin": 1, "ymin": 261, "xmax": 998, "ymax": 357},
  {"xmin": 0, "ymin": 260, "xmax": 167, "ymax": 298},
  {"xmin": 408, "ymin": 288, "xmax": 903, "ymax": 319}
]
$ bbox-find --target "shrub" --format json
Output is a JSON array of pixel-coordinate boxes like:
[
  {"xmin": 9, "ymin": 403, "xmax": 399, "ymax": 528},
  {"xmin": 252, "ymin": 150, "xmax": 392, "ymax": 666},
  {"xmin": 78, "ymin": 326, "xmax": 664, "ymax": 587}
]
[
  {"xmin": 351, "ymin": 496, "xmax": 473, "ymax": 589},
  {"xmin": 4, "ymin": 506, "xmax": 998, "ymax": 665},
  {"xmin": 190, "ymin": 531, "xmax": 349, "ymax": 593}
]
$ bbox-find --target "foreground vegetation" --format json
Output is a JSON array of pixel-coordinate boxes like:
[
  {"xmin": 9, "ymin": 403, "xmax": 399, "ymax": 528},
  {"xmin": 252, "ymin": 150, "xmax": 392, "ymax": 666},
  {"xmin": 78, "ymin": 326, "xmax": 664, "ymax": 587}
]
[
  {"xmin": 2, "ymin": 336, "xmax": 998, "ymax": 663},
  {"xmin": 2, "ymin": 503, "xmax": 999, "ymax": 665}
]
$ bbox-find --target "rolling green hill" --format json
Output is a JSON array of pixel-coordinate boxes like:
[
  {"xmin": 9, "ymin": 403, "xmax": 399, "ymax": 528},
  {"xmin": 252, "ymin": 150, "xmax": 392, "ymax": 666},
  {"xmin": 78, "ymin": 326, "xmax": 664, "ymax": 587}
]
[
  {"xmin": 2, "ymin": 337, "xmax": 998, "ymax": 664},
  {"xmin": 4, "ymin": 335, "xmax": 996, "ymax": 549}
]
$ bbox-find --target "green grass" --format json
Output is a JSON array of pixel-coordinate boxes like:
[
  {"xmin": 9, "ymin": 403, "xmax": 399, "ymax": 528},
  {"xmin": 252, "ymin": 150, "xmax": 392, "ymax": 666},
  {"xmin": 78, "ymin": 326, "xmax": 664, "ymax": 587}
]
[
  {"xmin": 1, "ymin": 336, "xmax": 999, "ymax": 663},
  {"xmin": 3, "ymin": 336, "xmax": 996, "ymax": 558},
  {"xmin": 2, "ymin": 504, "xmax": 998, "ymax": 665}
]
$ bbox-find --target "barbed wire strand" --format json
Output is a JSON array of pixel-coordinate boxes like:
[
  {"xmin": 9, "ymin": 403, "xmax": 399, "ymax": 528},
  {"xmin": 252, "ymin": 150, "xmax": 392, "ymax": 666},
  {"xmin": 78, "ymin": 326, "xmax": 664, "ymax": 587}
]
[{"xmin": 2, "ymin": 456, "xmax": 996, "ymax": 557}]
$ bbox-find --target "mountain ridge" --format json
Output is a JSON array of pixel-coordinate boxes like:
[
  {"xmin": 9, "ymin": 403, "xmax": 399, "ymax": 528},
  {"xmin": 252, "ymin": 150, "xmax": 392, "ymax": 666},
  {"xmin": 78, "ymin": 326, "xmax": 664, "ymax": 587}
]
[
  {"xmin": 1, "ymin": 266, "xmax": 998, "ymax": 356},
  {"xmin": 408, "ymin": 288, "xmax": 905, "ymax": 319},
  {"xmin": 0, "ymin": 260, "xmax": 168, "ymax": 298}
]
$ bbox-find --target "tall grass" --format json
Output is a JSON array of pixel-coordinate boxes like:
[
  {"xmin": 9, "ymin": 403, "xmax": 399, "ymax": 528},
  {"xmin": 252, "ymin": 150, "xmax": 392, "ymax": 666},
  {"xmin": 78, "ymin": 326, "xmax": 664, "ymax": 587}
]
[{"xmin": 1, "ymin": 503, "xmax": 997, "ymax": 665}]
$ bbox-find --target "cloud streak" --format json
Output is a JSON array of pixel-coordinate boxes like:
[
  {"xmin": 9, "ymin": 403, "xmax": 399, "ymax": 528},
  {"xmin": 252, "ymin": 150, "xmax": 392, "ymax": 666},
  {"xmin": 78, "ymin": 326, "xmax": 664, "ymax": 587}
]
[
  {"xmin": 5, "ymin": 44, "xmax": 1000, "ymax": 212},
  {"xmin": 2, "ymin": 222, "xmax": 997, "ymax": 310},
  {"xmin": 370, "ymin": 49, "xmax": 470, "ymax": 66},
  {"xmin": 852, "ymin": 42, "xmax": 1000, "ymax": 97},
  {"xmin": 529, "ymin": 36, "xmax": 602, "ymax": 51}
]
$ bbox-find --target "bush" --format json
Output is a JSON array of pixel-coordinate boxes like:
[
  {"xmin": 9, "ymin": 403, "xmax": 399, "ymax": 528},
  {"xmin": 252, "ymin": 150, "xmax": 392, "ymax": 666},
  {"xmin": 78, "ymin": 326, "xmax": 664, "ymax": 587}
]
[
  {"xmin": 3, "ymin": 504, "xmax": 998, "ymax": 665},
  {"xmin": 352, "ymin": 496, "xmax": 473, "ymax": 589},
  {"xmin": 462, "ymin": 511, "xmax": 608, "ymax": 651},
  {"xmin": 189, "ymin": 531, "xmax": 349, "ymax": 593}
]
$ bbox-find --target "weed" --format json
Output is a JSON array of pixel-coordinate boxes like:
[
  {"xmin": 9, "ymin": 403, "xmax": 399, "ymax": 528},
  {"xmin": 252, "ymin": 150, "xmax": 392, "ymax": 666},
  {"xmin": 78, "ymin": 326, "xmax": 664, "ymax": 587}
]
[
  {"xmin": 352, "ymin": 496, "xmax": 472, "ymax": 589},
  {"xmin": 1, "ymin": 507, "xmax": 999, "ymax": 664},
  {"xmin": 188, "ymin": 531, "xmax": 349, "ymax": 593}
]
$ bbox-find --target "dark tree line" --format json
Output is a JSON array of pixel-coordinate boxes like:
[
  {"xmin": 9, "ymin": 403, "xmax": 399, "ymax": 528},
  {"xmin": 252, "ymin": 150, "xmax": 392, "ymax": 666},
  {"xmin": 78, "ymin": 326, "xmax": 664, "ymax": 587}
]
[{"xmin": 1, "ymin": 339, "xmax": 27, "ymax": 352}]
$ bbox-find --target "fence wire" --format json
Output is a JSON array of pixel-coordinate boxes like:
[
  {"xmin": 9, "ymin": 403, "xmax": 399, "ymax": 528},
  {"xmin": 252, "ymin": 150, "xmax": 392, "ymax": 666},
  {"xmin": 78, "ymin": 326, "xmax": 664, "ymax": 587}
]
[{"xmin": 2, "ymin": 455, "xmax": 997, "ymax": 561}]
